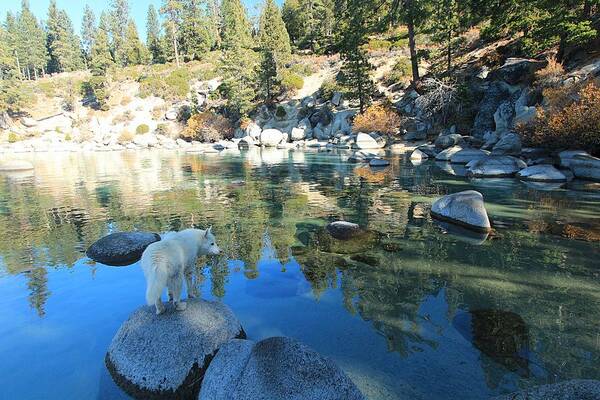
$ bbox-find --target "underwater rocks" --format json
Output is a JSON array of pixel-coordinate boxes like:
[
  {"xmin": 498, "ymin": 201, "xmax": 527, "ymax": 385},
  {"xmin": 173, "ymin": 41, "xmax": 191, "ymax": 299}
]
[
  {"xmin": 86, "ymin": 231, "xmax": 161, "ymax": 266},
  {"xmin": 106, "ymin": 299, "xmax": 245, "ymax": 399},
  {"xmin": 493, "ymin": 380, "xmax": 600, "ymax": 400},
  {"xmin": 326, "ymin": 221, "xmax": 362, "ymax": 240},
  {"xmin": 198, "ymin": 337, "xmax": 365, "ymax": 400},
  {"xmin": 431, "ymin": 190, "xmax": 491, "ymax": 232}
]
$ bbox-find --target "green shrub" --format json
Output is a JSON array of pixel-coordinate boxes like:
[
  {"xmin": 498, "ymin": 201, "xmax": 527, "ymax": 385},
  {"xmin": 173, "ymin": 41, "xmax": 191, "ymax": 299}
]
[
  {"xmin": 139, "ymin": 68, "xmax": 190, "ymax": 101},
  {"xmin": 384, "ymin": 57, "xmax": 412, "ymax": 85},
  {"xmin": 155, "ymin": 123, "xmax": 168, "ymax": 136},
  {"xmin": 280, "ymin": 71, "xmax": 304, "ymax": 93},
  {"xmin": 64, "ymin": 133, "xmax": 72, "ymax": 141},
  {"xmin": 391, "ymin": 38, "xmax": 409, "ymax": 48},
  {"xmin": 319, "ymin": 79, "xmax": 344, "ymax": 101},
  {"xmin": 8, "ymin": 131, "xmax": 20, "ymax": 143},
  {"xmin": 81, "ymin": 76, "xmax": 109, "ymax": 110},
  {"xmin": 136, "ymin": 124, "xmax": 150, "ymax": 134},
  {"xmin": 367, "ymin": 39, "xmax": 392, "ymax": 51},
  {"xmin": 276, "ymin": 105, "xmax": 287, "ymax": 119}
]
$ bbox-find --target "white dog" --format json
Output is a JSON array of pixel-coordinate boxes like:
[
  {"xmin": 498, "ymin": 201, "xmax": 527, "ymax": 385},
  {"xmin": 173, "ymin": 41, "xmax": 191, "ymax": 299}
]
[{"xmin": 141, "ymin": 227, "xmax": 221, "ymax": 315}]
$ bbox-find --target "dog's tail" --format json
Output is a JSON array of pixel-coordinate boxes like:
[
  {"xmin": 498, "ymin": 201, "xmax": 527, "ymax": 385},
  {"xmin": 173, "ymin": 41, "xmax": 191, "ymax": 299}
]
[{"xmin": 144, "ymin": 253, "xmax": 169, "ymax": 306}]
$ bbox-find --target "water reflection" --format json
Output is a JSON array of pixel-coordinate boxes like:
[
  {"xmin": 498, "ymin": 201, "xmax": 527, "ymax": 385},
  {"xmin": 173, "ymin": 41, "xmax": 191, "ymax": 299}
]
[{"xmin": 0, "ymin": 150, "xmax": 599, "ymax": 399}]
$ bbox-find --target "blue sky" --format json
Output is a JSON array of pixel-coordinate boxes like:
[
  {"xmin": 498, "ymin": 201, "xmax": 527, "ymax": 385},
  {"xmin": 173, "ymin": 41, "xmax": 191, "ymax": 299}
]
[{"xmin": 0, "ymin": 0, "xmax": 277, "ymax": 40}]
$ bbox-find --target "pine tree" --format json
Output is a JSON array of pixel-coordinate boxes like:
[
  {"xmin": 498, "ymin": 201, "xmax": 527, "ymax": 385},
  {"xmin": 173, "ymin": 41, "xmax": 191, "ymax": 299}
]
[
  {"xmin": 81, "ymin": 5, "xmax": 97, "ymax": 64},
  {"xmin": 426, "ymin": 0, "xmax": 465, "ymax": 71},
  {"xmin": 16, "ymin": 0, "xmax": 49, "ymax": 79},
  {"xmin": 109, "ymin": 0, "xmax": 130, "ymax": 66},
  {"xmin": 123, "ymin": 19, "xmax": 149, "ymax": 65},
  {"xmin": 90, "ymin": 12, "xmax": 115, "ymax": 75},
  {"xmin": 161, "ymin": 0, "xmax": 183, "ymax": 67},
  {"xmin": 221, "ymin": 46, "xmax": 258, "ymax": 119},
  {"xmin": 3, "ymin": 13, "xmax": 20, "ymax": 78},
  {"xmin": 46, "ymin": 2, "xmax": 84, "ymax": 73},
  {"xmin": 0, "ymin": 25, "xmax": 17, "ymax": 79},
  {"xmin": 221, "ymin": 0, "xmax": 253, "ymax": 50},
  {"xmin": 180, "ymin": 0, "xmax": 213, "ymax": 61},
  {"xmin": 282, "ymin": 0, "xmax": 302, "ymax": 45},
  {"xmin": 293, "ymin": 0, "xmax": 335, "ymax": 52},
  {"xmin": 206, "ymin": 0, "xmax": 222, "ymax": 49},
  {"xmin": 338, "ymin": 0, "xmax": 375, "ymax": 111},
  {"xmin": 258, "ymin": 0, "xmax": 292, "ymax": 100},
  {"xmin": 146, "ymin": 4, "xmax": 163, "ymax": 63}
]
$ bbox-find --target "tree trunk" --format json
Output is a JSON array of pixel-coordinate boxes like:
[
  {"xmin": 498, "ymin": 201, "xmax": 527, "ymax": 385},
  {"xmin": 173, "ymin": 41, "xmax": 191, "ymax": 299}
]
[
  {"xmin": 406, "ymin": 9, "xmax": 420, "ymax": 84},
  {"xmin": 447, "ymin": 30, "xmax": 452, "ymax": 71},
  {"xmin": 583, "ymin": 0, "xmax": 591, "ymax": 18},
  {"xmin": 14, "ymin": 52, "xmax": 22, "ymax": 80},
  {"xmin": 172, "ymin": 28, "xmax": 180, "ymax": 67}
]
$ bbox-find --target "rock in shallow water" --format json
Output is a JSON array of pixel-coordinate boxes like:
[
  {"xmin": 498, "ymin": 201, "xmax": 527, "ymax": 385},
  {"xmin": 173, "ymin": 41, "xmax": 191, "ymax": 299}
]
[
  {"xmin": 516, "ymin": 165, "xmax": 567, "ymax": 182},
  {"xmin": 106, "ymin": 299, "xmax": 245, "ymax": 399},
  {"xmin": 86, "ymin": 231, "xmax": 161, "ymax": 266},
  {"xmin": 431, "ymin": 190, "xmax": 491, "ymax": 232},
  {"xmin": 199, "ymin": 337, "xmax": 365, "ymax": 400},
  {"xmin": 467, "ymin": 156, "xmax": 527, "ymax": 178},
  {"xmin": 326, "ymin": 221, "xmax": 362, "ymax": 240}
]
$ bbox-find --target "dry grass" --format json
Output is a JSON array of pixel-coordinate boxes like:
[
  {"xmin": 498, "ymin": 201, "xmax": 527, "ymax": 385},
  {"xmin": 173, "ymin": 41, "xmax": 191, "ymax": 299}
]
[
  {"xmin": 118, "ymin": 130, "xmax": 135, "ymax": 144},
  {"xmin": 518, "ymin": 82, "xmax": 600, "ymax": 155},
  {"xmin": 352, "ymin": 105, "xmax": 402, "ymax": 135},
  {"xmin": 535, "ymin": 57, "xmax": 565, "ymax": 88}
]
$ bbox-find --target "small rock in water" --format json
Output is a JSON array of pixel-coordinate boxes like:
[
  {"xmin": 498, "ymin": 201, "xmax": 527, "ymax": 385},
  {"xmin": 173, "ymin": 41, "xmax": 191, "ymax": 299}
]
[
  {"xmin": 369, "ymin": 158, "xmax": 390, "ymax": 167},
  {"xmin": 350, "ymin": 253, "xmax": 380, "ymax": 266},
  {"xmin": 199, "ymin": 337, "xmax": 365, "ymax": 400},
  {"xmin": 86, "ymin": 231, "xmax": 161, "ymax": 266},
  {"xmin": 326, "ymin": 221, "xmax": 362, "ymax": 240},
  {"xmin": 431, "ymin": 190, "xmax": 491, "ymax": 232},
  {"xmin": 106, "ymin": 299, "xmax": 245, "ymax": 399}
]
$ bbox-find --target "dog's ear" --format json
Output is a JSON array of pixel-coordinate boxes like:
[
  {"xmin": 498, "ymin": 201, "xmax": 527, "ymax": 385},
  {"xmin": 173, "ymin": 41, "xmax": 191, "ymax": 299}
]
[{"xmin": 205, "ymin": 226, "xmax": 212, "ymax": 237}]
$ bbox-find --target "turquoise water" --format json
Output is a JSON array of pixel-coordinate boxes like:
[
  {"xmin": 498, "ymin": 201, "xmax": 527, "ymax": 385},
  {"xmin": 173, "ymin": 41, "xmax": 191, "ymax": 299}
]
[{"xmin": 0, "ymin": 149, "xmax": 599, "ymax": 400}]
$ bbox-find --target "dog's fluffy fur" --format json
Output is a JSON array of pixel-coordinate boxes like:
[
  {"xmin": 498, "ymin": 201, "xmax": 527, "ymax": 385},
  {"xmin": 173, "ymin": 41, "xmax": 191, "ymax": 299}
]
[{"xmin": 141, "ymin": 227, "xmax": 221, "ymax": 314}]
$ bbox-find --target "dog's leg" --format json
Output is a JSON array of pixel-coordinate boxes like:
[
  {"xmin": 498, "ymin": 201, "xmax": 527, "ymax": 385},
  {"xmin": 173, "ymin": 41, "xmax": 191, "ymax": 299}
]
[
  {"xmin": 155, "ymin": 297, "xmax": 166, "ymax": 315},
  {"xmin": 185, "ymin": 264, "xmax": 197, "ymax": 299},
  {"xmin": 171, "ymin": 271, "xmax": 187, "ymax": 311}
]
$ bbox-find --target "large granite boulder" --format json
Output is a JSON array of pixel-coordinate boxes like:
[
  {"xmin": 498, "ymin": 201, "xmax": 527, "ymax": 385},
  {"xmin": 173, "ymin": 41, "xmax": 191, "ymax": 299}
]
[
  {"xmin": 450, "ymin": 148, "xmax": 490, "ymax": 164},
  {"xmin": 353, "ymin": 133, "xmax": 385, "ymax": 149},
  {"xmin": 0, "ymin": 160, "xmax": 34, "ymax": 171},
  {"xmin": 569, "ymin": 154, "xmax": 600, "ymax": 182},
  {"xmin": 260, "ymin": 129, "xmax": 285, "ymax": 147},
  {"xmin": 106, "ymin": 299, "xmax": 245, "ymax": 399},
  {"xmin": 467, "ymin": 156, "xmax": 527, "ymax": 177},
  {"xmin": 431, "ymin": 190, "xmax": 491, "ymax": 232},
  {"xmin": 245, "ymin": 122, "xmax": 262, "ymax": 139},
  {"xmin": 198, "ymin": 337, "xmax": 365, "ymax": 400},
  {"xmin": 559, "ymin": 150, "xmax": 590, "ymax": 168},
  {"xmin": 491, "ymin": 132, "xmax": 522, "ymax": 155},
  {"xmin": 493, "ymin": 380, "xmax": 600, "ymax": 400},
  {"xmin": 516, "ymin": 165, "xmax": 568, "ymax": 182},
  {"xmin": 492, "ymin": 58, "xmax": 545, "ymax": 85},
  {"xmin": 435, "ymin": 145, "xmax": 463, "ymax": 161},
  {"xmin": 410, "ymin": 149, "xmax": 429, "ymax": 161},
  {"xmin": 435, "ymin": 133, "xmax": 463, "ymax": 149},
  {"xmin": 86, "ymin": 231, "xmax": 161, "ymax": 266},
  {"xmin": 472, "ymin": 82, "xmax": 510, "ymax": 137},
  {"xmin": 493, "ymin": 101, "xmax": 515, "ymax": 133}
]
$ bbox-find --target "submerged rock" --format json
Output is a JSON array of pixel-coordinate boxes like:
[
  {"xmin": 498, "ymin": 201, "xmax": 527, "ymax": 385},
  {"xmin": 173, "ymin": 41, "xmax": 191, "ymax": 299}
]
[
  {"xmin": 326, "ymin": 221, "xmax": 362, "ymax": 240},
  {"xmin": 467, "ymin": 156, "xmax": 527, "ymax": 178},
  {"xmin": 516, "ymin": 165, "xmax": 567, "ymax": 182},
  {"xmin": 492, "ymin": 380, "xmax": 600, "ymax": 400},
  {"xmin": 106, "ymin": 299, "xmax": 245, "ymax": 399},
  {"xmin": 86, "ymin": 231, "xmax": 161, "ymax": 266},
  {"xmin": 199, "ymin": 337, "xmax": 365, "ymax": 400},
  {"xmin": 369, "ymin": 158, "xmax": 390, "ymax": 167},
  {"xmin": 431, "ymin": 190, "xmax": 491, "ymax": 232}
]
